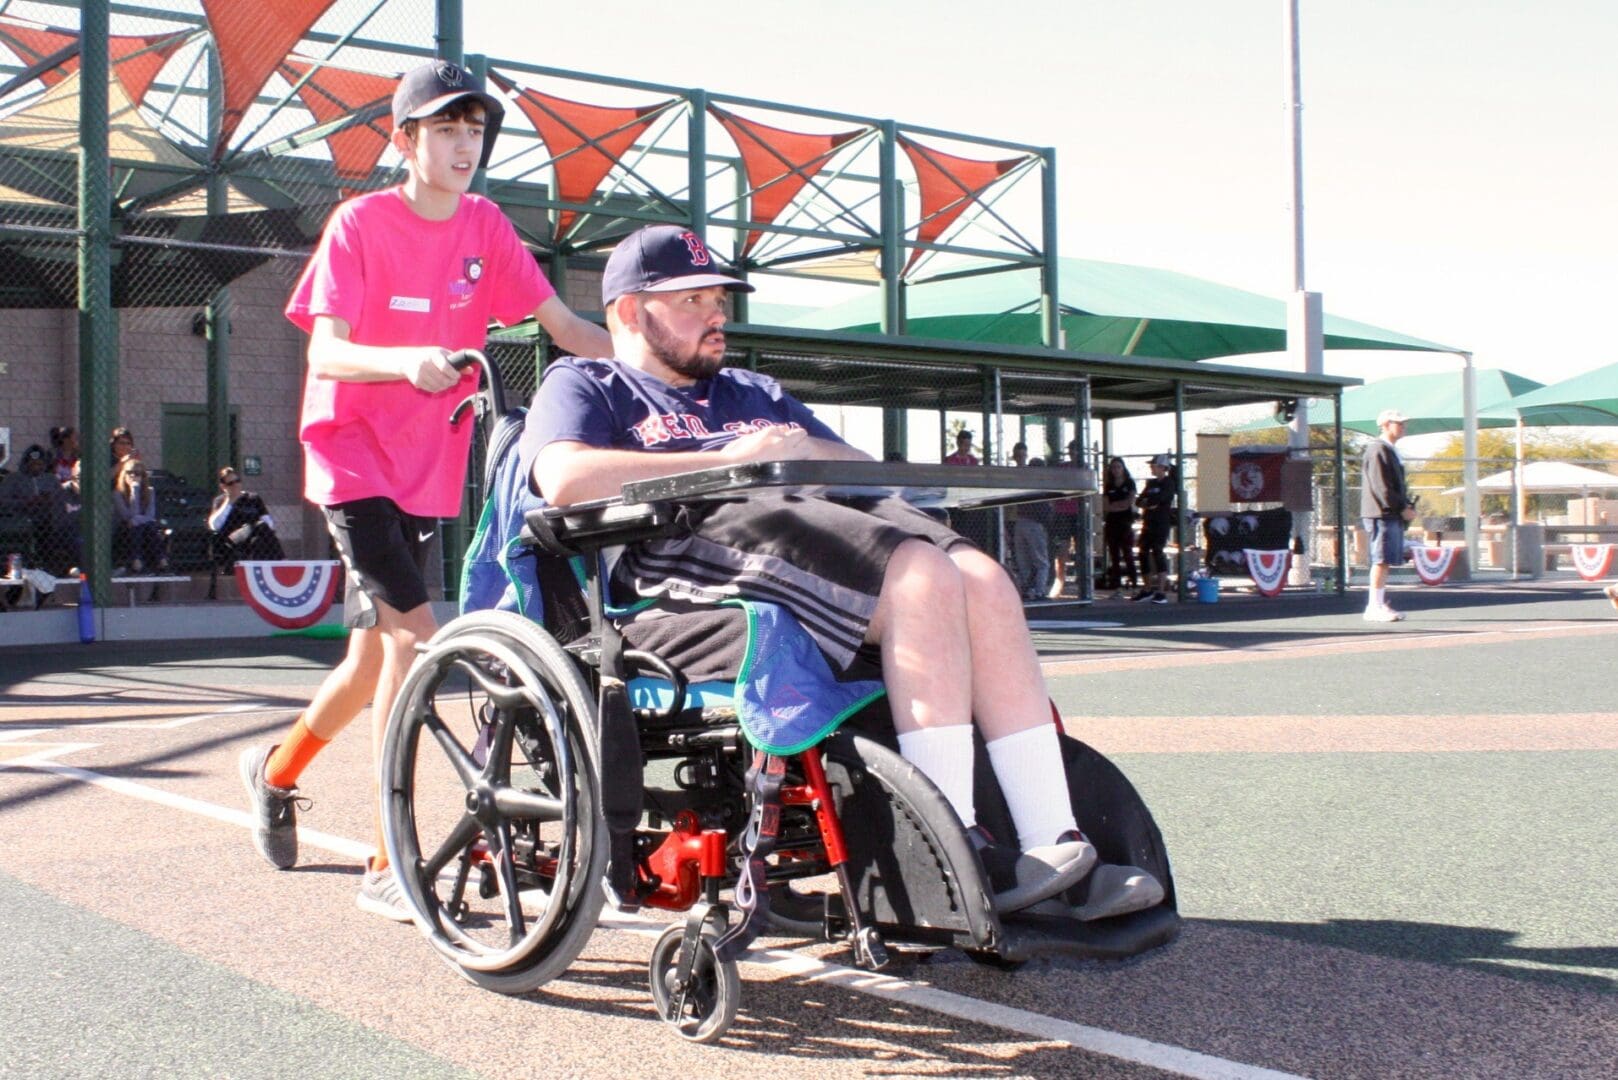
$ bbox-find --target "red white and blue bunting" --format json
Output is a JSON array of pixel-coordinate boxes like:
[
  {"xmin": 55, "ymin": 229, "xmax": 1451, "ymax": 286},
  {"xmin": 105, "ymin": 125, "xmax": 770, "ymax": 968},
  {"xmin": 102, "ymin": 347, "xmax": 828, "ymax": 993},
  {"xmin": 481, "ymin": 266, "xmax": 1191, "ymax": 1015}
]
[
  {"xmin": 1571, "ymin": 544, "xmax": 1615, "ymax": 581},
  {"xmin": 1242, "ymin": 548, "xmax": 1289, "ymax": 597},
  {"xmin": 1412, "ymin": 546, "xmax": 1460, "ymax": 586},
  {"xmin": 235, "ymin": 560, "xmax": 342, "ymax": 629}
]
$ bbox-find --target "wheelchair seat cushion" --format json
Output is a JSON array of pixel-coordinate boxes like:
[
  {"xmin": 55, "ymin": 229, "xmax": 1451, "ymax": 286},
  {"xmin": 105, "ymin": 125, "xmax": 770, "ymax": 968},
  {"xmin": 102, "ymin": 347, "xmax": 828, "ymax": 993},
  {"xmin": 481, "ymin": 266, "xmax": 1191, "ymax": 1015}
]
[{"xmin": 621, "ymin": 597, "xmax": 884, "ymax": 755}]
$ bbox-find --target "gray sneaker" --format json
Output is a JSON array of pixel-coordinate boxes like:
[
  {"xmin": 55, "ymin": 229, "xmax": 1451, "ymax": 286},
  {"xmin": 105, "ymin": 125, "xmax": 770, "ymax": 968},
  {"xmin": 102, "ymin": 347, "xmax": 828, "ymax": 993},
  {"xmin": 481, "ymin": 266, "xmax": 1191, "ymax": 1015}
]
[
  {"xmin": 970, "ymin": 826, "xmax": 1097, "ymax": 913},
  {"xmin": 357, "ymin": 866, "xmax": 413, "ymax": 922},
  {"xmin": 1072, "ymin": 862, "xmax": 1165, "ymax": 921},
  {"xmin": 238, "ymin": 744, "xmax": 302, "ymax": 870}
]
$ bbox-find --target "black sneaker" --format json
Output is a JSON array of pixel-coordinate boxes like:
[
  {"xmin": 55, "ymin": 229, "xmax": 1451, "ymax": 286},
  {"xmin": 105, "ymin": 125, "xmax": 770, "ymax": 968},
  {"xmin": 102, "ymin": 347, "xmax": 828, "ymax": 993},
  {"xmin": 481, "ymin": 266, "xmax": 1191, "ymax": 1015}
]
[
  {"xmin": 1128, "ymin": 588, "xmax": 1152, "ymax": 602},
  {"xmin": 968, "ymin": 825, "xmax": 1097, "ymax": 913},
  {"xmin": 239, "ymin": 744, "xmax": 304, "ymax": 870},
  {"xmin": 1150, "ymin": 591, "xmax": 1168, "ymax": 604}
]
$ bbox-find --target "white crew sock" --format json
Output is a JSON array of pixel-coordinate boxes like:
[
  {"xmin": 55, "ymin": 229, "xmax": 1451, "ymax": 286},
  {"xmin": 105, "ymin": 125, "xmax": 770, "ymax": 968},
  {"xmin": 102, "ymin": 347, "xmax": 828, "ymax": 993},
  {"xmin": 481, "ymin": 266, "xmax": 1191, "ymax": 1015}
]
[
  {"xmin": 897, "ymin": 724, "xmax": 976, "ymax": 829},
  {"xmin": 1370, "ymin": 586, "xmax": 1386, "ymax": 609},
  {"xmin": 985, "ymin": 723, "xmax": 1080, "ymax": 850}
]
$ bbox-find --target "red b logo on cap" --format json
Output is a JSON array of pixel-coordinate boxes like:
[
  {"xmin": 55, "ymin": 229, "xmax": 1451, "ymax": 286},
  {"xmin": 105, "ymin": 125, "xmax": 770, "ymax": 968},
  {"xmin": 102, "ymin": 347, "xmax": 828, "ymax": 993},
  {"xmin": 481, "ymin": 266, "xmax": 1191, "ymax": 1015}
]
[{"xmin": 680, "ymin": 231, "xmax": 710, "ymax": 266}]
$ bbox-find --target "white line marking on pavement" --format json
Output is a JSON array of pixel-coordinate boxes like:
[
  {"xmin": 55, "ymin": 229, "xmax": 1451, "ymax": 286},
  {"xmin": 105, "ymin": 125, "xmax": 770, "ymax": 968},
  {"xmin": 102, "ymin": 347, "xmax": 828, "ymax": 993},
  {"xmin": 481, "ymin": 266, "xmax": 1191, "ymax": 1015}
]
[
  {"xmin": 1028, "ymin": 620, "xmax": 1125, "ymax": 630},
  {"xmin": 0, "ymin": 756, "xmax": 371, "ymax": 861},
  {"xmin": 96, "ymin": 702, "xmax": 282, "ymax": 729},
  {"xmin": 3, "ymin": 753, "xmax": 1307, "ymax": 1080}
]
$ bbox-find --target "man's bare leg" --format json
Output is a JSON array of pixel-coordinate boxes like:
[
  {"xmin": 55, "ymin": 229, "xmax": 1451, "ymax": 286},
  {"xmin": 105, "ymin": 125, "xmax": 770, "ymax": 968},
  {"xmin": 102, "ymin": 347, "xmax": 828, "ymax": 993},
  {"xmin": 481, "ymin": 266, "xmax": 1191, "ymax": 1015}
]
[
  {"xmin": 867, "ymin": 539, "xmax": 972, "ymax": 735},
  {"xmin": 869, "ymin": 540, "xmax": 1090, "ymax": 908},
  {"xmin": 947, "ymin": 547, "xmax": 1053, "ymax": 741}
]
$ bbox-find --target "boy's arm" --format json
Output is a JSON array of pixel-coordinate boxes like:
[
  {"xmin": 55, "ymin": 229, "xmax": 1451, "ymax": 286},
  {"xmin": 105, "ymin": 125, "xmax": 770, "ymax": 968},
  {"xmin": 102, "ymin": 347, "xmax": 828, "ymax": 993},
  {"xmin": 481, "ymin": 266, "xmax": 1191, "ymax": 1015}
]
[
  {"xmin": 532, "ymin": 295, "xmax": 612, "ymax": 359},
  {"xmin": 306, "ymin": 316, "xmax": 465, "ymax": 393}
]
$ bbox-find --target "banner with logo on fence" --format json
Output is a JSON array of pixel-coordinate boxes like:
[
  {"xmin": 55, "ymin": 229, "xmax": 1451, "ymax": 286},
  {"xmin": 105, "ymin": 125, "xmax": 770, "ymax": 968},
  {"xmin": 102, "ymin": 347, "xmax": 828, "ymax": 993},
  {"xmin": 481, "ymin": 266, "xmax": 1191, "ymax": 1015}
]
[{"xmin": 235, "ymin": 561, "xmax": 342, "ymax": 629}]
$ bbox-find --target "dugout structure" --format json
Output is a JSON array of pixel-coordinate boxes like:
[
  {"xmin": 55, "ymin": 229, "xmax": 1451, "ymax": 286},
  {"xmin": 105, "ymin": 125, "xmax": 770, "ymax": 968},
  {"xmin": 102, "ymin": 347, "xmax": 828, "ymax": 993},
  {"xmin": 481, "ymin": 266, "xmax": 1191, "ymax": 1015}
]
[{"xmin": 0, "ymin": 0, "xmax": 1363, "ymax": 603}]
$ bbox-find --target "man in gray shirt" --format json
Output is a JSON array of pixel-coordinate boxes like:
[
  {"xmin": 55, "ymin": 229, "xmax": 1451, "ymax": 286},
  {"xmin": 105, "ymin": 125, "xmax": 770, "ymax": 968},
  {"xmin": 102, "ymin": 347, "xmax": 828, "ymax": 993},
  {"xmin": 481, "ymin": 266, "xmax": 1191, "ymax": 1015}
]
[{"xmin": 1360, "ymin": 408, "xmax": 1417, "ymax": 622}]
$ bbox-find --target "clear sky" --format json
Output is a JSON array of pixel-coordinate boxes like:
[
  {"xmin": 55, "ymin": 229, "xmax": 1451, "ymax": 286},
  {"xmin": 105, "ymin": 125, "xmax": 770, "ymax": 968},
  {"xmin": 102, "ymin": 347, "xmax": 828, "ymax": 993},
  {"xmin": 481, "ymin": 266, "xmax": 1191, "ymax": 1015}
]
[{"xmin": 466, "ymin": 1, "xmax": 1618, "ymax": 449}]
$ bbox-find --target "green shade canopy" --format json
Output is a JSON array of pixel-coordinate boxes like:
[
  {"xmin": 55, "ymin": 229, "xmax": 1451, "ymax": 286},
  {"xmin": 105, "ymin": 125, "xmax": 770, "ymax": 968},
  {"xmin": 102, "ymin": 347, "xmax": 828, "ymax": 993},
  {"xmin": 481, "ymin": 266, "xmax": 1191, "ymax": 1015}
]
[
  {"xmin": 780, "ymin": 258, "xmax": 1462, "ymax": 361},
  {"xmin": 1236, "ymin": 368, "xmax": 1543, "ymax": 436},
  {"xmin": 1479, "ymin": 361, "xmax": 1618, "ymax": 426}
]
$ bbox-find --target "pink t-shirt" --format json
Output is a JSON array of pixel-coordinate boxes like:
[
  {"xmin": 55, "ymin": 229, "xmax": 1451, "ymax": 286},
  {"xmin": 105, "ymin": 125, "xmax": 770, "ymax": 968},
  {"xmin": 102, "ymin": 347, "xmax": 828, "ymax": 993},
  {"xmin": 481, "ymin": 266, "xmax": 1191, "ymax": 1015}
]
[{"xmin": 286, "ymin": 189, "xmax": 554, "ymax": 517}]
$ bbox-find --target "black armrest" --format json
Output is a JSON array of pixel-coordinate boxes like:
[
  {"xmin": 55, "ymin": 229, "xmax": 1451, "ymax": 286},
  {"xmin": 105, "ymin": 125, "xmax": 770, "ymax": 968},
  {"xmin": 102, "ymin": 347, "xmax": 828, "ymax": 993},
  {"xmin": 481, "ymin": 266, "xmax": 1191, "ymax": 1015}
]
[{"xmin": 521, "ymin": 501, "xmax": 676, "ymax": 557}]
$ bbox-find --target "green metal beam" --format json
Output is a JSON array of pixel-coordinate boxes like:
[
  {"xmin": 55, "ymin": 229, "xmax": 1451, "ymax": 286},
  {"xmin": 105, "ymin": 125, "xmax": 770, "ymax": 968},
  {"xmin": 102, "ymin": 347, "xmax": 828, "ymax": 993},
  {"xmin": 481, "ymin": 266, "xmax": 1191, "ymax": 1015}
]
[{"xmin": 78, "ymin": 0, "xmax": 114, "ymax": 606}]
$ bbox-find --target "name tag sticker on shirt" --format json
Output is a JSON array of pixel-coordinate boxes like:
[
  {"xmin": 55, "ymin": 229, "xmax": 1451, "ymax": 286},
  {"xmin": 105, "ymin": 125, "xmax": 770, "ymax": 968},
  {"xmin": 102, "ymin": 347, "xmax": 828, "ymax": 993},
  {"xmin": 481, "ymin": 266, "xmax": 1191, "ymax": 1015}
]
[{"xmin": 389, "ymin": 296, "xmax": 431, "ymax": 313}]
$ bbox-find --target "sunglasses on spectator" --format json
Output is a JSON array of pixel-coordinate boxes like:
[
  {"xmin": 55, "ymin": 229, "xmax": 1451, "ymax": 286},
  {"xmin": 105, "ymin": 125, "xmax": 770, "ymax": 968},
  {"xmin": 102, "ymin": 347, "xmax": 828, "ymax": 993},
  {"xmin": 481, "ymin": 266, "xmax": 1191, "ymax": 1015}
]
[{"xmin": 222, "ymin": 476, "xmax": 241, "ymax": 485}]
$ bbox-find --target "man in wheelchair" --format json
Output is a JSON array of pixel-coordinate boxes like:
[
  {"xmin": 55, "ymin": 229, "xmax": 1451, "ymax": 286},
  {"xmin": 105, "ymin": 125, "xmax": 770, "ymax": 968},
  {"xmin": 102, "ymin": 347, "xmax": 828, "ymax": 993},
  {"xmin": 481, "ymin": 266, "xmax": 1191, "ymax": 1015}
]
[{"xmin": 521, "ymin": 224, "xmax": 1161, "ymax": 920}]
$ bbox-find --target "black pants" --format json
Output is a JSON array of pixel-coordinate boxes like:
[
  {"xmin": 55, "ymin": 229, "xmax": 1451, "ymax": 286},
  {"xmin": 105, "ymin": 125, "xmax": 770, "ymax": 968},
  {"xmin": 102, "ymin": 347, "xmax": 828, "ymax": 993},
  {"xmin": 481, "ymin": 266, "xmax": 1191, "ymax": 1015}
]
[{"xmin": 1103, "ymin": 513, "xmax": 1136, "ymax": 586}]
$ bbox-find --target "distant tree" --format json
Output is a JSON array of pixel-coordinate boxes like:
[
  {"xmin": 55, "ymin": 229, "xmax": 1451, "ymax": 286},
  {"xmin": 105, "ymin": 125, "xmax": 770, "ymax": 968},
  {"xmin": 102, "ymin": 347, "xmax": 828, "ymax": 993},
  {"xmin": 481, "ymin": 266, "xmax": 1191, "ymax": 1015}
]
[{"xmin": 1406, "ymin": 430, "xmax": 1618, "ymax": 517}]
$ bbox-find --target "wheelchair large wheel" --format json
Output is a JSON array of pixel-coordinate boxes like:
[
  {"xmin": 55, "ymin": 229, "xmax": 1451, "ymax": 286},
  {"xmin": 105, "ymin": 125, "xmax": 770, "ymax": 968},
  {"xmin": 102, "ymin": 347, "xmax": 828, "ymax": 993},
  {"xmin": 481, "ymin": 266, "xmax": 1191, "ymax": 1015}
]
[{"xmin": 381, "ymin": 610, "xmax": 607, "ymax": 994}]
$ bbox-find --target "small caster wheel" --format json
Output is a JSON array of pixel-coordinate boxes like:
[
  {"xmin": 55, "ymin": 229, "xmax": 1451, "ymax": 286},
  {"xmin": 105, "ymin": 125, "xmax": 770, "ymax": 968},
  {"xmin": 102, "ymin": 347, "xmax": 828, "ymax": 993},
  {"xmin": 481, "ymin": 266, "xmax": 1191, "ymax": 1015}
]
[{"xmin": 648, "ymin": 923, "xmax": 739, "ymax": 1043}]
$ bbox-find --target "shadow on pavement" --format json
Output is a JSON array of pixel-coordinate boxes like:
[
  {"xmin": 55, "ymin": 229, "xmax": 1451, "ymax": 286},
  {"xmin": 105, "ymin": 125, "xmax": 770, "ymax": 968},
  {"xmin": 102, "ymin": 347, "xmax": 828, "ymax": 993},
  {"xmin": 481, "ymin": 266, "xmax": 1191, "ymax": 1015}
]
[{"xmin": 1204, "ymin": 916, "xmax": 1618, "ymax": 994}]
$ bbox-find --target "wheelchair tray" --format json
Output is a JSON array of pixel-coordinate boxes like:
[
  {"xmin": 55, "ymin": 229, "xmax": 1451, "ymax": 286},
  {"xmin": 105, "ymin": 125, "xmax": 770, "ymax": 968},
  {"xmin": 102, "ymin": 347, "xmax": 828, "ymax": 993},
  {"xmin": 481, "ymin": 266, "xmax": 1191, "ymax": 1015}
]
[{"xmin": 619, "ymin": 460, "xmax": 1096, "ymax": 512}]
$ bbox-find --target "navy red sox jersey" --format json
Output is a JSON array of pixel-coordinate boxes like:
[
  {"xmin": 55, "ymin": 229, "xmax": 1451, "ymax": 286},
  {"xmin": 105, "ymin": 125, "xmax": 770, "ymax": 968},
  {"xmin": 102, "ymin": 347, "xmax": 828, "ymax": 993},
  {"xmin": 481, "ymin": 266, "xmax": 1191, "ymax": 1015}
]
[{"xmin": 522, "ymin": 356, "xmax": 842, "ymax": 459}]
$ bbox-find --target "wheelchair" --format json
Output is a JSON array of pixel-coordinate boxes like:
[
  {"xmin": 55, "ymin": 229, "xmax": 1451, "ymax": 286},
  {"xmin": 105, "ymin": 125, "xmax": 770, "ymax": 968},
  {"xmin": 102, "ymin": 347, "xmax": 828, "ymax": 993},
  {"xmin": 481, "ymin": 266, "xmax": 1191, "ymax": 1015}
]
[{"xmin": 378, "ymin": 354, "xmax": 1180, "ymax": 1042}]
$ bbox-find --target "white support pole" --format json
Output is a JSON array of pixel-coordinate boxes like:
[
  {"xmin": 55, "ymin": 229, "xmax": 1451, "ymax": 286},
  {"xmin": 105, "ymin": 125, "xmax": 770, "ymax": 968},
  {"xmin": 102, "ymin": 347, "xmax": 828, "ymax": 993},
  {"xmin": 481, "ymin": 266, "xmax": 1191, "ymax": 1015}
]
[
  {"xmin": 1462, "ymin": 353, "xmax": 1479, "ymax": 569},
  {"xmin": 1282, "ymin": 0, "xmax": 1318, "ymax": 585}
]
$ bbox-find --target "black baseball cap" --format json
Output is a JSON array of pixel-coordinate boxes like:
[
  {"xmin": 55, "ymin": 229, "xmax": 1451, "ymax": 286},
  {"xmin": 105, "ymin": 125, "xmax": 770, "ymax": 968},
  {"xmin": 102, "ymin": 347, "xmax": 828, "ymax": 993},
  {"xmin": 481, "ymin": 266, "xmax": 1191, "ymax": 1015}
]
[
  {"xmin": 392, "ymin": 60, "xmax": 504, "ymax": 168},
  {"xmin": 601, "ymin": 225, "xmax": 756, "ymax": 307}
]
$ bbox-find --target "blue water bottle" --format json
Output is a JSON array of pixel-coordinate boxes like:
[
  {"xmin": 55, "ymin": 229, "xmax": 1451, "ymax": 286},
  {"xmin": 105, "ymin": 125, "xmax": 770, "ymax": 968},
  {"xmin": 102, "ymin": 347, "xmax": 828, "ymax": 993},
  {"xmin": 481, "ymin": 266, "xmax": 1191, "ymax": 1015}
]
[{"xmin": 78, "ymin": 573, "xmax": 96, "ymax": 643}]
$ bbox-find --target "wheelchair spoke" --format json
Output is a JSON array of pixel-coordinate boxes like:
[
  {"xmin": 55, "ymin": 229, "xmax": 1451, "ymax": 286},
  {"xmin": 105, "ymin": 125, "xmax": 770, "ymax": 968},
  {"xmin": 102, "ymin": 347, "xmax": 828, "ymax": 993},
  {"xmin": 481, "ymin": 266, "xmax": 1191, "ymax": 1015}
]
[
  {"xmin": 483, "ymin": 705, "xmax": 519, "ymax": 786},
  {"xmin": 492, "ymin": 786, "xmax": 564, "ymax": 822},
  {"xmin": 421, "ymin": 709, "xmax": 480, "ymax": 789},
  {"xmin": 489, "ymin": 821, "xmax": 526, "ymax": 944},
  {"xmin": 422, "ymin": 812, "xmax": 482, "ymax": 882}
]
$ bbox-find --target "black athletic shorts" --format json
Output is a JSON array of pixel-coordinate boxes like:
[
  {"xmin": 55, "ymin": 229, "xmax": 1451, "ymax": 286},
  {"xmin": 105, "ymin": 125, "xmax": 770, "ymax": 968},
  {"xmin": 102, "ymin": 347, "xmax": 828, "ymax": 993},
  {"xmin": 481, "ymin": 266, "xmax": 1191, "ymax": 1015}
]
[
  {"xmin": 323, "ymin": 496, "xmax": 436, "ymax": 628},
  {"xmin": 614, "ymin": 494, "xmax": 970, "ymax": 673}
]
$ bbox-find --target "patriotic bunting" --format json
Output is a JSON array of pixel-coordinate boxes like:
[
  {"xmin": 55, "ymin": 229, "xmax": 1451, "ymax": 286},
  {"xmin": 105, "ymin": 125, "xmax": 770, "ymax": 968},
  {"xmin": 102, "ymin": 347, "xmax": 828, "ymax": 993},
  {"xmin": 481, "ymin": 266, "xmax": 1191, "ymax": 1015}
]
[
  {"xmin": 1412, "ymin": 546, "xmax": 1460, "ymax": 586},
  {"xmin": 235, "ymin": 560, "xmax": 342, "ymax": 629},
  {"xmin": 1242, "ymin": 549, "xmax": 1290, "ymax": 597},
  {"xmin": 1571, "ymin": 544, "xmax": 1615, "ymax": 581}
]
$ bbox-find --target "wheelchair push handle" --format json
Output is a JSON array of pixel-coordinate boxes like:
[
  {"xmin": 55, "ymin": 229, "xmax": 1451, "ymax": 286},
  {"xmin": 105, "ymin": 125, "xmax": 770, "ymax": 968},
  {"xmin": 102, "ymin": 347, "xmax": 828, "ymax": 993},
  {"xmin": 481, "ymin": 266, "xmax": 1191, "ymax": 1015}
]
[{"xmin": 446, "ymin": 349, "xmax": 509, "ymax": 427}]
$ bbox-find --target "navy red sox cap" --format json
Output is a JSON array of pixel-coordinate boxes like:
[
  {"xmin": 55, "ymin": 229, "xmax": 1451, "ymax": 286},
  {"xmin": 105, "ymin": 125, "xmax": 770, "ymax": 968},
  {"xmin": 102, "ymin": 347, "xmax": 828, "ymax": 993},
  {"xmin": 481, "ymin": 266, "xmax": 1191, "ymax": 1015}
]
[
  {"xmin": 601, "ymin": 225, "xmax": 756, "ymax": 308},
  {"xmin": 392, "ymin": 60, "xmax": 504, "ymax": 168}
]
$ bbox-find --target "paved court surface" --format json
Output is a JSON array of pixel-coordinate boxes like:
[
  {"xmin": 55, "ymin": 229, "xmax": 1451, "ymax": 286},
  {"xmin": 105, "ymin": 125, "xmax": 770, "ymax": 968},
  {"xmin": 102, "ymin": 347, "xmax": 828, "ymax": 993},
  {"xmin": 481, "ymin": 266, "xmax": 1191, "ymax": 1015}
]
[{"xmin": 3, "ymin": 580, "xmax": 1616, "ymax": 1078}]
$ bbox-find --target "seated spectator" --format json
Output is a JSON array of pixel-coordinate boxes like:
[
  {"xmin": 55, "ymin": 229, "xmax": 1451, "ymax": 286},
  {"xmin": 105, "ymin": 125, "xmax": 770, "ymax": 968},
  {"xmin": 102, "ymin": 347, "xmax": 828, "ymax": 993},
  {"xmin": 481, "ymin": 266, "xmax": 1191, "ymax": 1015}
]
[
  {"xmin": 0, "ymin": 443, "xmax": 77, "ymax": 574},
  {"xmin": 112, "ymin": 456, "xmax": 169, "ymax": 573},
  {"xmin": 209, "ymin": 466, "xmax": 284, "ymax": 567},
  {"xmin": 108, "ymin": 426, "xmax": 136, "ymax": 471},
  {"xmin": 50, "ymin": 426, "xmax": 79, "ymax": 483}
]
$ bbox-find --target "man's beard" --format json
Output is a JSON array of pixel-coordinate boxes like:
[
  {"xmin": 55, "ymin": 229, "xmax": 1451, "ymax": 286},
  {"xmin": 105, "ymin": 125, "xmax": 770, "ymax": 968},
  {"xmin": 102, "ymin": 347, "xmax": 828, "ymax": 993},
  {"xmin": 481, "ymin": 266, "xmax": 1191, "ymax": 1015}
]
[{"xmin": 642, "ymin": 308, "xmax": 725, "ymax": 381}]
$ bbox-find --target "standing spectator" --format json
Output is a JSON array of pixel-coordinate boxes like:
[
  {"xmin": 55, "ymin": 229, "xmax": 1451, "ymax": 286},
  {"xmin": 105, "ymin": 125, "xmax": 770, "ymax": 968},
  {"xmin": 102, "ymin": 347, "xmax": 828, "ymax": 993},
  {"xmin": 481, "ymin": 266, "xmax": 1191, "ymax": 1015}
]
[
  {"xmin": 942, "ymin": 428, "xmax": 990, "ymax": 551},
  {"xmin": 209, "ymin": 466, "xmax": 285, "ymax": 566},
  {"xmin": 49, "ymin": 426, "xmax": 79, "ymax": 483},
  {"xmin": 238, "ymin": 59, "xmax": 613, "ymax": 919},
  {"xmin": 1361, "ymin": 408, "xmax": 1415, "ymax": 622},
  {"xmin": 1133, "ymin": 454, "xmax": 1175, "ymax": 604},
  {"xmin": 0, "ymin": 444, "xmax": 76, "ymax": 574},
  {"xmin": 1100, "ymin": 456, "xmax": 1139, "ymax": 595},
  {"xmin": 943, "ymin": 428, "xmax": 978, "ymax": 466},
  {"xmin": 1009, "ymin": 454, "xmax": 1052, "ymax": 601},
  {"xmin": 1046, "ymin": 441, "xmax": 1084, "ymax": 598},
  {"xmin": 113, "ymin": 456, "xmax": 169, "ymax": 573}
]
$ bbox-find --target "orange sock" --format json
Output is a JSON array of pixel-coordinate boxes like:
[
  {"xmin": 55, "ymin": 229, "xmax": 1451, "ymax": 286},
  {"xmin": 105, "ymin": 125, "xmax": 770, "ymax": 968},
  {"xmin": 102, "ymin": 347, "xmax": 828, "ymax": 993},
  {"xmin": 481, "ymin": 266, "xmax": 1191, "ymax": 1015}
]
[
  {"xmin": 371, "ymin": 808, "xmax": 389, "ymax": 873},
  {"xmin": 264, "ymin": 716, "xmax": 329, "ymax": 789}
]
